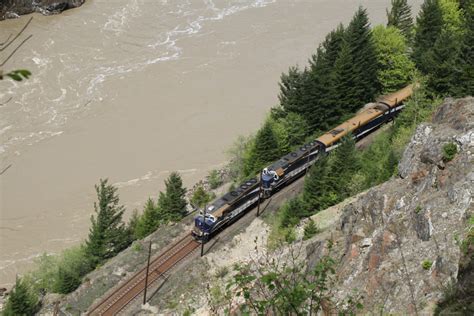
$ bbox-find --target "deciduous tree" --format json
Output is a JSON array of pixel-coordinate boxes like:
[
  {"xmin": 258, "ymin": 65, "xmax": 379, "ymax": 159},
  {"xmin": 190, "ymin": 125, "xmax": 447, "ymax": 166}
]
[{"xmin": 372, "ymin": 25, "xmax": 416, "ymax": 93}]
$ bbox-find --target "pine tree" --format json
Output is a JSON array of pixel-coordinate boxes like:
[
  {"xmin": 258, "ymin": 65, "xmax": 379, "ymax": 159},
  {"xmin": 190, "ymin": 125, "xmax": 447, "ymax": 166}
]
[
  {"xmin": 306, "ymin": 24, "xmax": 345, "ymax": 130},
  {"xmin": 455, "ymin": 0, "xmax": 474, "ymax": 96},
  {"xmin": 278, "ymin": 66, "xmax": 308, "ymax": 115},
  {"xmin": 55, "ymin": 266, "xmax": 81, "ymax": 294},
  {"xmin": 302, "ymin": 155, "xmax": 335, "ymax": 213},
  {"xmin": 159, "ymin": 172, "xmax": 187, "ymax": 221},
  {"xmin": 246, "ymin": 120, "xmax": 282, "ymax": 176},
  {"xmin": 85, "ymin": 179, "xmax": 131, "ymax": 267},
  {"xmin": 412, "ymin": 0, "xmax": 444, "ymax": 74},
  {"xmin": 134, "ymin": 198, "xmax": 160, "ymax": 239},
  {"xmin": 426, "ymin": 30, "xmax": 461, "ymax": 95},
  {"xmin": 330, "ymin": 39, "xmax": 357, "ymax": 113},
  {"xmin": 387, "ymin": 0, "xmax": 414, "ymax": 38},
  {"xmin": 3, "ymin": 277, "xmax": 38, "ymax": 316},
  {"xmin": 341, "ymin": 6, "xmax": 380, "ymax": 110},
  {"xmin": 303, "ymin": 219, "xmax": 320, "ymax": 240},
  {"xmin": 330, "ymin": 136, "xmax": 359, "ymax": 199}
]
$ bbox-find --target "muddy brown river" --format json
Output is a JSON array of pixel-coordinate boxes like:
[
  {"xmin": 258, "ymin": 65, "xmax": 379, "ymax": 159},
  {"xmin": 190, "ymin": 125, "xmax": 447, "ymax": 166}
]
[{"xmin": 0, "ymin": 0, "xmax": 422, "ymax": 286}]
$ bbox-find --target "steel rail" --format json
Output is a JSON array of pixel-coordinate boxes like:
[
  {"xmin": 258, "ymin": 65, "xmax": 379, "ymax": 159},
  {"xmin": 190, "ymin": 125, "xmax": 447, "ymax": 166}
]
[{"xmin": 87, "ymin": 234, "xmax": 199, "ymax": 316}]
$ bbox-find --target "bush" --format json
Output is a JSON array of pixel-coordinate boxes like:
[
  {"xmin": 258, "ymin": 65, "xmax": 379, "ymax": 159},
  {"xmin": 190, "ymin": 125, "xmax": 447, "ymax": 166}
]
[
  {"xmin": 2, "ymin": 277, "xmax": 39, "ymax": 316},
  {"xmin": 208, "ymin": 170, "xmax": 223, "ymax": 189},
  {"xmin": 422, "ymin": 260, "xmax": 433, "ymax": 270},
  {"xmin": 303, "ymin": 219, "xmax": 320, "ymax": 240},
  {"xmin": 442, "ymin": 142, "xmax": 458, "ymax": 162},
  {"xmin": 191, "ymin": 185, "xmax": 215, "ymax": 209}
]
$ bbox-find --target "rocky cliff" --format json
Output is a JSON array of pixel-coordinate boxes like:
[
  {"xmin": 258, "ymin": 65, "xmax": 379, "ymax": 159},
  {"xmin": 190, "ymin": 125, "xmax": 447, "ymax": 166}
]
[
  {"xmin": 0, "ymin": 0, "xmax": 85, "ymax": 20},
  {"xmin": 319, "ymin": 96, "xmax": 474, "ymax": 314}
]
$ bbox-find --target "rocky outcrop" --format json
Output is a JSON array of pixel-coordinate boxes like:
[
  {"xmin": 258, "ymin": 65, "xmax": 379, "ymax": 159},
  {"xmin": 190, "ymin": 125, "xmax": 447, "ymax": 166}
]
[
  {"xmin": 0, "ymin": 0, "xmax": 85, "ymax": 20},
  {"xmin": 312, "ymin": 97, "xmax": 473, "ymax": 314}
]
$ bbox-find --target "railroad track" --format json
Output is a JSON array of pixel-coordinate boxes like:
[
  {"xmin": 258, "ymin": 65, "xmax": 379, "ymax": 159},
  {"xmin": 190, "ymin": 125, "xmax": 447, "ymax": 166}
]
[{"xmin": 87, "ymin": 234, "xmax": 200, "ymax": 316}]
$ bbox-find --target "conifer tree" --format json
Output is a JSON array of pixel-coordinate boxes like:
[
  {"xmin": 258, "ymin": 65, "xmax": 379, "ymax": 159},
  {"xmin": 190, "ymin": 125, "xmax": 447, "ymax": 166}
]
[
  {"xmin": 278, "ymin": 66, "xmax": 308, "ymax": 115},
  {"xmin": 85, "ymin": 179, "xmax": 131, "ymax": 267},
  {"xmin": 55, "ymin": 266, "xmax": 81, "ymax": 294},
  {"xmin": 159, "ymin": 172, "xmax": 187, "ymax": 221},
  {"xmin": 302, "ymin": 155, "xmax": 335, "ymax": 213},
  {"xmin": 134, "ymin": 198, "xmax": 160, "ymax": 239},
  {"xmin": 330, "ymin": 40, "xmax": 357, "ymax": 111},
  {"xmin": 412, "ymin": 0, "xmax": 444, "ymax": 73},
  {"xmin": 340, "ymin": 6, "xmax": 380, "ymax": 110},
  {"xmin": 3, "ymin": 277, "xmax": 38, "ymax": 316},
  {"xmin": 246, "ymin": 120, "xmax": 281, "ymax": 176},
  {"xmin": 330, "ymin": 136, "xmax": 359, "ymax": 199},
  {"xmin": 306, "ymin": 25, "xmax": 345, "ymax": 130},
  {"xmin": 387, "ymin": 0, "xmax": 414, "ymax": 38},
  {"xmin": 191, "ymin": 184, "xmax": 213, "ymax": 209},
  {"xmin": 426, "ymin": 30, "xmax": 461, "ymax": 95},
  {"xmin": 455, "ymin": 0, "xmax": 474, "ymax": 96}
]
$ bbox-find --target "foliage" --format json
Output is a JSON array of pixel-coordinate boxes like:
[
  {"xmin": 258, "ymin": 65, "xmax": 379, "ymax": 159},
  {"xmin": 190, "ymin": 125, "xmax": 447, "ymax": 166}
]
[
  {"xmin": 387, "ymin": 0, "xmax": 414, "ymax": 38},
  {"xmin": 85, "ymin": 179, "xmax": 131, "ymax": 267},
  {"xmin": 226, "ymin": 135, "xmax": 253, "ymax": 181},
  {"xmin": 55, "ymin": 266, "xmax": 81, "ymax": 294},
  {"xmin": 191, "ymin": 184, "xmax": 215, "ymax": 209},
  {"xmin": 303, "ymin": 218, "xmax": 320, "ymax": 240},
  {"xmin": 244, "ymin": 120, "xmax": 282, "ymax": 177},
  {"xmin": 372, "ymin": 25, "xmax": 416, "ymax": 93},
  {"xmin": 133, "ymin": 198, "xmax": 161, "ymax": 239},
  {"xmin": 412, "ymin": 0, "xmax": 444, "ymax": 74},
  {"xmin": 158, "ymin": 172, "xmax": 188, "ymax": 221},
  {"xmin": 208, "ymin": 170, "xmax": 223, "ymax": 189},
  {"xmin": 0, "ymin": 69, "xmax": 32, "ymax": 81},
  {"xmin": 339, "ymin": 6, "xmax": 380, "ymax": 108},
  {"xmin": 454, "ymin": 0, "xmax": 474, "ymax": 96},
  {"xmin": 426, "ymin": 30, "xmax": 462, "ymax": 95},
  {"xmin": 439, "ymin": 0, "xmax": 464, "ymax": 36},
  {"xmin": 302, "ymin": 154, "xmax": 336, "ymax": 214},
  {"xmin": 279, "ymin": 197, "xmax": 306, "ymax": 228},
  {"xmin": 226, "ymin": 241, "xmax": 363, "ymax": 315},
  {"xmin": 422, "ymin": 260, "xmax": 433, "ymax": 270},
  {"xmin": 2, "ymin": 277, "xmax": 39, "ymax": 316},
  {"xmin": 442, "ymin": 142, "xmax": 458, "ymax": 162}
]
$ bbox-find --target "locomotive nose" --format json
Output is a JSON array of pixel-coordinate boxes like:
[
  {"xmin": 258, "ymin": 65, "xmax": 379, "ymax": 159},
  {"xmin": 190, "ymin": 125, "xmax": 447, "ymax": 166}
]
[{"xmin": 261, "ymin": 173, "xmax": 274, "ymax": 189}]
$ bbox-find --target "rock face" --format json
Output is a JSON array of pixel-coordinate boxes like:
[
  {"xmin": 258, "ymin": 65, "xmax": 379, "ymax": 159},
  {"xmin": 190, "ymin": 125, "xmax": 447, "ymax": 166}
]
[
  {"xmin": 316, "ymin": 97, "xmax": 473, "ymax": 314},
  {"xmin": 0, "ymin": 0, "xmax": 85, "ymax": 20}
]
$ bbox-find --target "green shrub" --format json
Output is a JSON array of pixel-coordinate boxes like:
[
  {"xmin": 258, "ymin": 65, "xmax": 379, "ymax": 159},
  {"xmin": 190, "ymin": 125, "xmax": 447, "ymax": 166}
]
[
  {"xmin": 442, "ymin": 142, "xmax": 458, "ymax": 162},
  {"xmin": 2, "ymin": 277, "xmax": 39, "ymax": 316},
  {"xmin": 415, "ymin": 205, "xmax": 422, "ymax": 214},
  {"xmin": 422, "ymin": 260, "xmax": 433, "ymax": 270},
  {"xmin": 303, "ymin": 219, "xmax": 320, "ymax": 240},
  {"xmin": 191, "ymin": 185, "xmax": 214, "ymax": 209},
  {"xmin": 208, "ymin": 170, "xmax": 223, "ymax": 189}
]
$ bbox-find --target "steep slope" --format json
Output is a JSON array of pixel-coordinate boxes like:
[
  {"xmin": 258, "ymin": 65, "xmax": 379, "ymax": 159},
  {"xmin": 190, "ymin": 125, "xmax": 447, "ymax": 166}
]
[{"xmin": 310, "ymin": 96, "xmax": 473, "ymax": 314}]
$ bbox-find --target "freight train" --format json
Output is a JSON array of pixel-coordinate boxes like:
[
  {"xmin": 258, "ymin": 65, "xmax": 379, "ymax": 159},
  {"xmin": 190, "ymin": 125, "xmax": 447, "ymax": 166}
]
[{"xmin": 192, "ymin": 85, "xmax": 414, "ymax": 240}]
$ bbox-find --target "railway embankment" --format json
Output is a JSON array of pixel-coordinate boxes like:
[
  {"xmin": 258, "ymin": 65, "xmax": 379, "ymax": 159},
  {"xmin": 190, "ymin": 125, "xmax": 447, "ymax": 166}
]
[
  {"xmin": 38, "ymin": 97, "xmax": 473, "ymax": 314},
  {"xmin": 0, "ymin": 0, "xmax": 85, "ymax": 20}
]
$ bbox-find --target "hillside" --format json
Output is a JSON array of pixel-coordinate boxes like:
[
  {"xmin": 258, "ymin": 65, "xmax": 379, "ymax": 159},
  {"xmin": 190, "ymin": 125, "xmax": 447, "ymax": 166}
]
[{"xmin": 39, "ymin": 96, "xmax": 473, "ymax": 314}]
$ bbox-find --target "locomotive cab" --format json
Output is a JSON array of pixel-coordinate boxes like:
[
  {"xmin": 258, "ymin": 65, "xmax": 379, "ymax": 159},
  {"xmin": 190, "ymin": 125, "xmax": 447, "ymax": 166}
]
[{"xmin": 193, "ymin": 213, "xmax": 216, "ymax": 237}]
